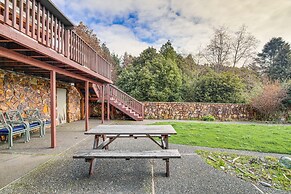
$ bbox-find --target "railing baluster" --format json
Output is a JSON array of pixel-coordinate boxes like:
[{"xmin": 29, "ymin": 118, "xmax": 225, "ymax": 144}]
[
  {"xmin": 19, "ymin": 0, "xmax": 23, "ymax": 31},
  {"xmin": 41, "ymin": 6, "xmax": 45, "ymax": 44},
  {"xmin": 50, "ymin": 14, "xmax": 54, "ymax": 48},
  {"xmin": 58, "ymin": 20, "xmax": 61, "ymax": 53},
  {"xmin": 31, "ymin": 0, "xmax": 35, "ymax": 39},
  {"xmin": 12, "ymin": 0, "xmax": 16, "ymax": 27},
  {"xmin": 61, "ymin": 24, "xmax": 64, "ymax": 55},
  {"xmin": 54, "ymin": 16, "xmax": 57, "ymax": 50},
  {"xmin": 37, "ymin": 1, "xmax": 40, "ymax": 42},
  {"xmin": 4, "ymin": 0, "xmax": 9, "ymax": 24},
  {"xmin": 25, "ymin": 0, "xmax": 30, "ymax": 35},
  {"xmin": 46, "ymin": 11, "xmax": 49, "ymax": 47}
]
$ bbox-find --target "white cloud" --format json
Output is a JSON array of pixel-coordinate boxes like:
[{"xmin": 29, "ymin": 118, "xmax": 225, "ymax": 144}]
[
  {"xmin": 91, "ymin": 24, "xmax": 149, "ymax": 56},
  {"xmin": 53, "ymin": 0, "xmax": 291, "ymax": 56}
]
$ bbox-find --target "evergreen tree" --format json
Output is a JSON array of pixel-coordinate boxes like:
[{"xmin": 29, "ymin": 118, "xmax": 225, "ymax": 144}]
[{"xmin": 258, "ymin": 37, "xmax": 291, "ymax": 81}]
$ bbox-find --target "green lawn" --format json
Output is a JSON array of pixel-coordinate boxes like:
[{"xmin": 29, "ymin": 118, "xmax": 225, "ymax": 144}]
[{"xmin": 153, "ymin": 122, "xmax": 291, "ymax": 154}]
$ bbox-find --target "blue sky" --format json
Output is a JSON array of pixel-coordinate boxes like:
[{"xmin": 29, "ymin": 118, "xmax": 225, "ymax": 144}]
[{"xmin": 52, "ymin": 0, "xmax": 291, "ymax": 57}]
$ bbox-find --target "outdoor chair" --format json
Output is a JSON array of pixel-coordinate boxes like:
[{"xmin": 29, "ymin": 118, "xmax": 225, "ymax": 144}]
[
  {"xmin": 5, "ymin": 110, "xmax": 42, "ymax": 141},
  {"xmin": 0, "ymin": 111, "xmax": 29, "ymax": 149},
  {"xmin": 25, "ymin": 109, "xmax": 47, "ymax": 137}
]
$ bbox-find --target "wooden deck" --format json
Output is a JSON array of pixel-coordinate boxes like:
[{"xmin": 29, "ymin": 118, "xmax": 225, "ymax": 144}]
[{"xmin": 0, "ymin": 0, "xmax": 112, "ymax": 84}]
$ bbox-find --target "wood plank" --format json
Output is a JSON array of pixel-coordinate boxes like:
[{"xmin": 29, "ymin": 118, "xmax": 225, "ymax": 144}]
[
  {"xmin": 4, "ymin": 0, "xmax": 9, "ymax": 23},
  {"xmin": 31, "ymin": 0, "xmax": 35, "ymax": 39},
  {"xmin": 41, "ymin": 6, "xmax": 45, "ymax": 44},
  {"xmin": 85, "ymin": 125, "xmax": 177, "ymax": 135},
  {"xmin": 19, "ymin": 0, "xmax": 23, "ymax": 31},
  {"xmin": 46, "ymin": 11, "xmax": 50, "ymax": 47},
  {"xmin": 73, "ymin": 149, "xmax": 181, "ymax": 159},
  {"xmin": 106, "ymin": 134, "xmax": 168, "ymax": 138},
  {"xmin": 25, "ymin": 0, "xmax": 30, "ymax": 35},
  {"xmin": 50, "ymin": 14, "xmax": 54, "ymax": 48},
  {"xmin": 36, "ymin": 2, "xmax": 40, "ymax": 42},
  {"xmin": 12, "ymin": 0, "xmax": 16, "ymax": 27}
]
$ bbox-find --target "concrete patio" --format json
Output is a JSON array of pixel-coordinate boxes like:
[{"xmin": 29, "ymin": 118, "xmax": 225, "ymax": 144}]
[{"xmin": 0, "ymin": 119, "xmax": 289, "ymax": 194}]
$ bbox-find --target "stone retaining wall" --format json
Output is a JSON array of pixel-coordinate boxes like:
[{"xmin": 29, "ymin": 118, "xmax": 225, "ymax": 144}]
[
  {"xmin": 0, "ymin": 69, "xmax": 81, "ymax": 123},
  {"xmin": 144, "ymin": 102, "xmax": 255, "ymax": 121}
]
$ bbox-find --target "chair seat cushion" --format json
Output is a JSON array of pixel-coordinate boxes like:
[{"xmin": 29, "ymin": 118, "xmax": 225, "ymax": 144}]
[
  {"xmin": 30, "ymin": 122, "xmax": 41, "ymax": 128},
  {"xmin": 0, "ymin": 127, "xmax": 9, "ymax": 135},
  {"xmin": 0, "ymin": 125, "xmax": 25, "ymax": 134}
]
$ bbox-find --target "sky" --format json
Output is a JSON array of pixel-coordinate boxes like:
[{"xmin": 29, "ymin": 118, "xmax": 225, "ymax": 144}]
[{"xmin": 52, "ymin": 0, "xmax": 291, "ymax": 57}]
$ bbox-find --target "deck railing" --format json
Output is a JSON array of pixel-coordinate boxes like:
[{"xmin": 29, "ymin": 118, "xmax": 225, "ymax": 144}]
[
  {"xmin": 0, "ymin": 0, "xmax": 111, "ymax": 80},
  {"xmin": 107, "ymin": 85, "xmax": 144, "ymax": 118}
]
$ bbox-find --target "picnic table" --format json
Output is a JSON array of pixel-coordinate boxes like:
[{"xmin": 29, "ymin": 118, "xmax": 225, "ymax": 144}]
[{"xmin": 73, "ymin": 125, "xmax": 181, "ymax": 177}]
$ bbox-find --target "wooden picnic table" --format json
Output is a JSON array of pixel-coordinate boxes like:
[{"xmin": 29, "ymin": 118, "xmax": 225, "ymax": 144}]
[
  {"xmin": 85, "ymin": 125, "xmax": 177, "ymax": 150},
  {"xmin": 74, "ymin": 125, "xmax": 181, "ymax": 177}
]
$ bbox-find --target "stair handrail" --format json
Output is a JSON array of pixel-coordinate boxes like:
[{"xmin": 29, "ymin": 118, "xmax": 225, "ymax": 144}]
[{"xmin": 108, "ymin": 85, "xmax": 144, "ymax": 118}]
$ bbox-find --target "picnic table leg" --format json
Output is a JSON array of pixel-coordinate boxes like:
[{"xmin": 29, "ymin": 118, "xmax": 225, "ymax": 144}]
[
  {"xmin": 89, "ymin": 159, "xmax": 96, "ymax": 176},
  {"xmin": 164, "ymin": 135, "xmax": 169, "ymax": 149},
  {"xmin": 161, "ymin": 135, "xmax": 169, "ymax": 149},
  {"xmin": 93, "ymin": 135, "xmax": 100, "ymax": 149},
  {"xmin": 166, "ymin": 159, "xmax": 170, "ymax": 177}
]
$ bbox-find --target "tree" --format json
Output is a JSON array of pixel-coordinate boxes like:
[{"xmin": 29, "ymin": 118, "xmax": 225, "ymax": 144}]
[
  {"xmin": 231, "ymin": 25, "xmax": 258, "ymax": 67},
  {"xmin": 160, "ymin": 40, "xmax": 177, "ymax": 62},
  {"xmin": 122, "ymin": 52, "xmax": 134, "ymax": 68},
  {"xmin": 117, "ymin": 47, "xmax": 182, "ymax": 102},
  {"xmin": 203, "ymin": 26, "xmax": 231, "ymax": 70},
  {"xmin": 75, "ymin": 22, "xmax": 102, "ymax": 53},
  {"xmin": 202, "ymin": 25, "xmax": 258, "ymax": 69},
  {"xmin": 75, "ymin": 22, "xmax": 121, "ymax": 82},
  {"xmin": 257, "ymin": 37, "xmax": 291, "ymax": 81},
  {"xmin": 192, "ymin": 72, "xmax": 245, "ymax": 103}
]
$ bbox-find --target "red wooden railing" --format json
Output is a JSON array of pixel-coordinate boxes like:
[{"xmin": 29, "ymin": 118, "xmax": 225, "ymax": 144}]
[
  {"xmin": 0, "ymin": 0, "xmax": 111, "ymax": 80},
  {"xmin": 107, "ymin": 85, "xmax": 144, "ymax": 118}
]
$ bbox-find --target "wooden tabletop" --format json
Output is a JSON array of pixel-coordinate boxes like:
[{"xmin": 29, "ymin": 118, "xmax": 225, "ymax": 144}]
[{"xmin": 85, "ymin": 125, "xmax": 177, "ymax": 135}]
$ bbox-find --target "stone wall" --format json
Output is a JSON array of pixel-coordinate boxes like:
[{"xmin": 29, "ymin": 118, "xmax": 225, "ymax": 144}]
[
  {"xmin": 0, "ymin": 69, "xmax": 81, "ymax": 123},
  {"xmin": 144, "ymin": 102, "xmax": 255, "ymax": 121}
]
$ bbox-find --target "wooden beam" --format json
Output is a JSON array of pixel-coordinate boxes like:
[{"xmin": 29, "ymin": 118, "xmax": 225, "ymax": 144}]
[
  {"xmin": 31, "ymin": 56, "xmax": 48, "ymax": 58},
  {"xmin": 0, "ymin": 40, "xmax": 13, "ymax": 43},
  {"xmin": 0, "ymin": 47, "xmax": 101, "ymax": 85},
  {"xmin": 50, "ymin": 70, "xmax": 56, "ymax": 148},
  {"xmin": 101, "ymin": 85, "xmax": 105, "ymax": 124},
  {"xmin": 107, "ymin": 84, "xmax": 110, "ymax": 120},
  {"xmin": 11, "ymin": 48, "xmax": 32, "ymax": 51},
  {"xmin": 85, "ymin": 81, "xmax": 89, "ymax": 131}
]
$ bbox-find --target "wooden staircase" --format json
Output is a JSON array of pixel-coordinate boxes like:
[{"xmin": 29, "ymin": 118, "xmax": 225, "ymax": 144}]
[{"xmin": 91, "ymin": 84, "xmax": 144, "ymax": 121}]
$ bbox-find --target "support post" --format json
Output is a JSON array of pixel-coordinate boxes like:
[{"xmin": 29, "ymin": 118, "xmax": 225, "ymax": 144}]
[
  {"xmin": 85, "ymin": 81, "xmax": 89, "ymax": 131},
  {"xmin": 50, "ymin": 70, "xmax": 56, "ymax": 148},
  {"xmin": 101, "ymin": 85, "xmax": 105, "ymax": 124},
  {"xmin": 107, "ymin": 85, "xmax": 110, "ymax": 120}
]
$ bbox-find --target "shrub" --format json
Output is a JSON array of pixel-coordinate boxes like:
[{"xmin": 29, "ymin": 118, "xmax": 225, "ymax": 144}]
[
  {"xmin": 250, "ymin": 82, "xmax": 287, "ymax": 120},
  {"xmin": 192, "ymin": 72, "xmax": 245, "ymax": 103},
  {"xmin": 201, "ymin": 115, "xmax": 216, "ymax": 121}
]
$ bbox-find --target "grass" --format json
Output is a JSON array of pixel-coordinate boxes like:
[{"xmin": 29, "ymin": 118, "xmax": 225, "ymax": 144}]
[
  {"xmin": 153, "ymin": 122, "xmax": 291, "ymax": 154},
  {"xmin": 196, "ymin": 150, "xmax": 291, "ymax": 191}
]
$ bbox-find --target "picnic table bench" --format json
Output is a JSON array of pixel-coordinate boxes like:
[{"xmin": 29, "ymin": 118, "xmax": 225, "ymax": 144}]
[
  {"xmin": 73, "ymin": 125, "xmax": 181, "ymax": 177},
  {"xmin": 74, "ymin": 149, "xmax": 181, "ymax": 177}
]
